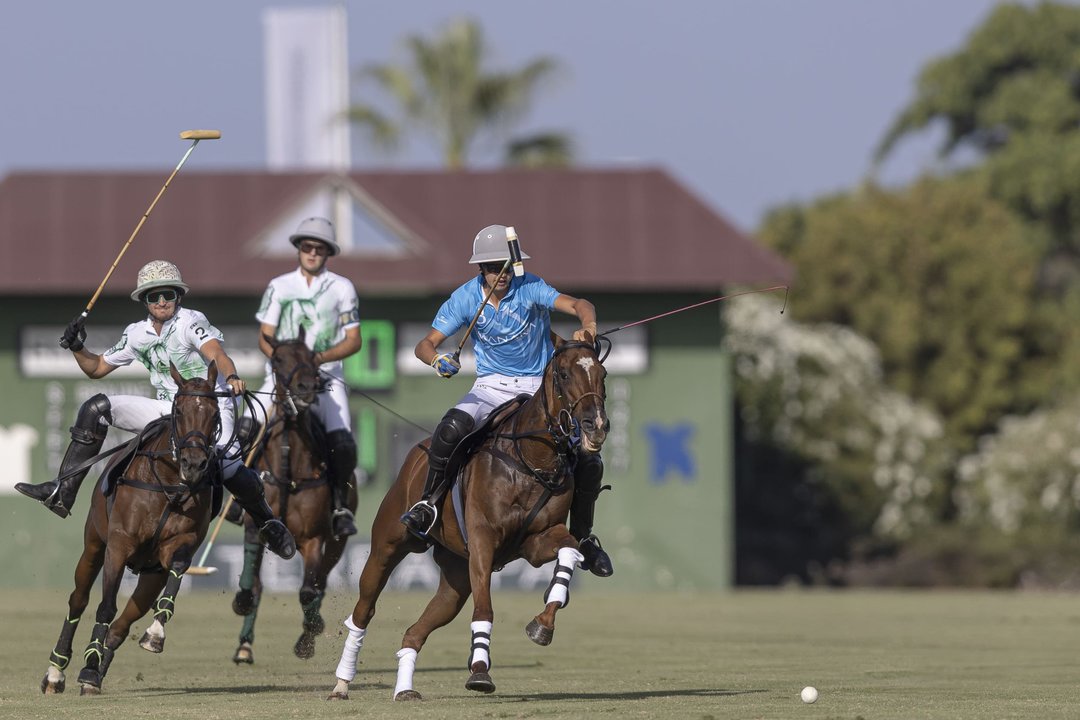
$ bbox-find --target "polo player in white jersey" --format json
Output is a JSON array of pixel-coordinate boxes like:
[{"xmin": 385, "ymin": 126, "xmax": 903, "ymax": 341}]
[
  {"xmin": 241, "ymin": 217, "xmax": 363, "ymax": 539},
  {"xmin": 15, "ymin": 260, "xmax": 296, "ymax": 560},
  {"xmin": 399, "ymin": 224, "xmax": 614, "ymax": 577}
]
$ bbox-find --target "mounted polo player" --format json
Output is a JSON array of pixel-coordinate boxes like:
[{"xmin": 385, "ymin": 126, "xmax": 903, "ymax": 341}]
[
  {"xmin": 237, "ymin": 216, "xmax": 363, "ymax": 539},
  {"xmin": 400, "ymin": 224, "xmax": 613, "ymax": 576},
  {"xmin": 15, "ymin": 260, "xmax": 296, "ymax": 561}
]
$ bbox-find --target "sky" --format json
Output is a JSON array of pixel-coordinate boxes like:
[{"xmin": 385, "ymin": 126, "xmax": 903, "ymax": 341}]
[{"xmin": 0, "ymin": 0, "xmax": 1019, "ymax": 233}]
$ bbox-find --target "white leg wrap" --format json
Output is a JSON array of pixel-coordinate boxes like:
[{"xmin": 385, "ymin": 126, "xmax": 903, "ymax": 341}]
[
  {"xmin": 393, "ymin": 647, "xmax": 418, "ymax": 697},
  {"xmin": 544, "ymin": 547, "xmax": 584, "ymax": 608},
  {"xmin": 468, "ymin": 620, "xmax": 493, "ymax": 670},
  {"xmin": 334, "ymin": 616, "xmax": 366, "ymax": 682}
]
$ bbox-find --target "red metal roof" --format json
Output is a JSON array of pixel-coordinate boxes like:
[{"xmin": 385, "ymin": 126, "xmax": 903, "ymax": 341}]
[{"xmin": 0, "ymin": 168, "xmax": 792, "ymax": 295}]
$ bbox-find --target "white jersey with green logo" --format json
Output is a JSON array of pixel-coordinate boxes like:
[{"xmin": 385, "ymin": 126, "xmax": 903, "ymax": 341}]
[
  {"xmin": 102, "ymin": 307, "xmax": 226, "ymax": 401},
  {"xmin": 256, "ymin": 267, "xmax": 360, "ymax": 379}
]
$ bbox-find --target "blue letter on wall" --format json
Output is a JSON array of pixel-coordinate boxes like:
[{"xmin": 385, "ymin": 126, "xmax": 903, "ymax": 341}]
[{"xmin": 644, "ymin": 423, "xmax": 695, "ymax": 484}]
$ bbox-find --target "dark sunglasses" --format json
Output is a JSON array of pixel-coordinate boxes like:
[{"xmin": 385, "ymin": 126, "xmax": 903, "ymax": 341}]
[
  {"xmin": 479, "ymin": 262, "xmax": 507, "ymax": 275},
  {"xmin": 299, "ymin": 241, "xmax": 330, "ymax": 256},
  {"xmin": 144, "ymin": 289, "xmax": 179, "ymax": 304}
]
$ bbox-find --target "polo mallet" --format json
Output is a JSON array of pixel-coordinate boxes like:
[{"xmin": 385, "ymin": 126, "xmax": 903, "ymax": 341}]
[
  {"xmin": 452, "ymin": 258, "xmax": 512, "ymax": 362},
  {"xmin": 188, "ymin": 415, "xmax": 263, "ymax": 576},
  {"xmin": 597, "ymin": 285, "xmax": 790, "ymax": 337},
  {"xmin": 62, "ymin": 129, "xmax": 222, "ymax": 346},
  {"xmin": 505, "ymin": 225, "xmax": 525, "ymax": 277}
]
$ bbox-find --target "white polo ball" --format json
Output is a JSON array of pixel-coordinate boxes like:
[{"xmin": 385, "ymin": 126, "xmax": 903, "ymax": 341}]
[{"xmin": 800, "ymin": 686, "xmax": 819, "ymax": 704}]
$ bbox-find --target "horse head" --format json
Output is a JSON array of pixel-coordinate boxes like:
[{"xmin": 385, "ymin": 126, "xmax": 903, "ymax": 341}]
[
  {"xmin": 546, "ymin": 333, "xmax": 609, "ymax": 454},
  {"xmin": 168, "ymin": 360, "xmax": 222, "ymax": 486},
  {"xmin": 263, "ymin": 326, "xmax": 320, "ymax": 415}
]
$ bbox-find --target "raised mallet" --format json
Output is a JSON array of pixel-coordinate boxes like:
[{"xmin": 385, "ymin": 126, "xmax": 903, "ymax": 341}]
[{"xmin": 63, "ymin": 130, "xmax": 222, "ymax": 343}]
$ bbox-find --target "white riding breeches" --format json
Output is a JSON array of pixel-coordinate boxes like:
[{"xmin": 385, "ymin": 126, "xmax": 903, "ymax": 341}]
[
  {"xmin": 454, "ymin": 374, "xmax": 542, "ymax": 425},
  {"xmin": 106, "ymin": 394, "xmax": 244, "ymax": 478}
]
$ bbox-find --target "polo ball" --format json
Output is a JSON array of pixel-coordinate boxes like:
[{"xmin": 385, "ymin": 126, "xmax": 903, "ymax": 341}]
[{"xmin": 800, "ymin": 686, "xmax": 818, "ymax": 704}]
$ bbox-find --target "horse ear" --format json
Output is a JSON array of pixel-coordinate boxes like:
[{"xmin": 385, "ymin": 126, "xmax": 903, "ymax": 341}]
[
  {"xmin": 170, "ymin": 362, "xmax": 185, "ymax": 385},
  {"xmin": 206, "ymin": 360, "xmax": 218, "ymax": 385},
  {"xmin": 298, "ymin": 325, "xmax": 307, "ymax": 344},
  {"xmin": 550, "ymin": 330, "xmax": 565, "ymax": 348}
]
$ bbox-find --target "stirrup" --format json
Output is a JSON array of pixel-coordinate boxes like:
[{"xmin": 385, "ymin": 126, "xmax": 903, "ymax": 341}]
[
  {"xmin": 15, "ymin": 481, "xmax": 71, "ymax": 518},
  {"xmin": 331, "ymin": 508, "xmax": 357, "ymax": 538},
  {"xmin": 400, "ymin": 500, "xmax": 437, "ymax": 538}
]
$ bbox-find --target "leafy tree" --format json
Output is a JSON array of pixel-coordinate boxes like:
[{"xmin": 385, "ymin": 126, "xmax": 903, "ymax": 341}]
[
  {"xmin": 759, "ymin": 176, "xmax": 1044, "ymax": 446},
  {"xmin": 875, "ymin": 2, "xmax": 1080, "ymax": 268},
  {"xmin": 347, "ymin": 18, "xmax": 573, "ymax": 169}
]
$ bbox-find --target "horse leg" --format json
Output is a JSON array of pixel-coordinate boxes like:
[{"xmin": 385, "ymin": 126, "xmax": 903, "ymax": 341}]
[
  {"xmin": 522, "ymin": 527, "xmax": 583, "ymax": 647},
  {"xmin": 392, "ymin": 547, "xmax": 472, "ymax": 701},
  {"xmin": 108, "ymin": 571, "xmax": 166, "ymax": 676},
  {"xmin": 233, "ymin": 524, "xmax": 264, "ymax": 664},
  {"xmin": 41, "ymin": 528, "xmax": 106, "ymax": 694},
  {"xmin": 295, "ymin": 537, "xmax": 324, "ymax": 659},
  {"xmin": 327, "ymin": 527, "xmax": 417, "ymax": 700},
  {"xmin": 77, "ymin": 545, "xmax": 128, "ymax": 695},
  {"xmin": 139, "ymin": 568, "xmax": 184, "ymax": 653},
  {"xmin": 464, "ymin": 532, "xmax": 498, "ymax": 694}
]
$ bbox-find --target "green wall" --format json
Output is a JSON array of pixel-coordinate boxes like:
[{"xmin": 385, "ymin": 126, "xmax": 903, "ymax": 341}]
[{"xmin": 0, "ymin": 292, "xmax": 733, "ymax": 591}]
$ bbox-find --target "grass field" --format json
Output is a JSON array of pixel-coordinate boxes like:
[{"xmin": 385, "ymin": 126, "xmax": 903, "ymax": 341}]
[{"xmin": 1, "ymin": 587, "xmax": 1078, "ymax": 719}]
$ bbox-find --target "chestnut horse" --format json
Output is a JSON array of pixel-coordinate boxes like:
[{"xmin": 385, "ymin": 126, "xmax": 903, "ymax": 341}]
[
  {"xmin": 38, "ymin": 363, "xmax": 224, "ymax": 696},
  {"xmin": 231, "ymin": 333, "xmax": 356, "ymax": 663},
  {"xmin": 328, "ymin": 335, "xmax": 608, "ymax": 700}
]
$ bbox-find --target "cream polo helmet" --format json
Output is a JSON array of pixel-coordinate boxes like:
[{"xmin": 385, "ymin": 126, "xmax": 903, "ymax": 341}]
[
  {"xmin": 130, "ymin": 260, "xmax": 190, "ymax": 302},
  {"xmin": 468, "ymin": 224, "xmax": 532, "ymax": 264}
]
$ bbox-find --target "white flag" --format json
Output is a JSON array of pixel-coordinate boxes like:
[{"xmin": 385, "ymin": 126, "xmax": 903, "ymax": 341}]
[{"xmin": 263, "ymin": 6, "xmax": 350, "ymax": 170}]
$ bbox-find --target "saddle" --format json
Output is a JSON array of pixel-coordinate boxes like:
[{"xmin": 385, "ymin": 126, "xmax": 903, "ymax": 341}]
[
  {"xmin": 440, "ymin": 394, "xmax": 532, "ymax": 483},
  {"xmin": 98, "ymin": 416, "xmax": 224, "ymax": 516}
]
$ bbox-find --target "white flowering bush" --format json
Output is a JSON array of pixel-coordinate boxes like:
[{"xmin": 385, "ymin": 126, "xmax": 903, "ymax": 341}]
[
  {"xmin": 724, "ymin": 293, "xmax": 951, "ymax": 540},
  {"xmin": 955, "ymin": 398, "xmax": 1080, "ymax": 534}
]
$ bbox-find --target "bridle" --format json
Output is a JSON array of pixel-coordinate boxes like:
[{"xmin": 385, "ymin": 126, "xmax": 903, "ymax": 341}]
[
  {"xmin": 169, "ymin": 387, "xmax": 226, "ymax": 467},
  {"xmin": 272, "ymin": 342, "xmax": 320, "ymax": 419},
  {"xmin": 539, "ymin": 341, "xmax": 606, "ymax": 446}
]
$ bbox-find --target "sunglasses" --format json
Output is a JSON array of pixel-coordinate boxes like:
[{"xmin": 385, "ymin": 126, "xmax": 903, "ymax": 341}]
[
  {"xmin": 479, "ymin": 262, "xmax": 507, "ymax": 275},
  {"xmin": 299, "ymin": 241, "xmax": 330, "ymax": 256},
  {"xmin": 144, "ymin": 289, "xmax": 179, "ymax": 304}
]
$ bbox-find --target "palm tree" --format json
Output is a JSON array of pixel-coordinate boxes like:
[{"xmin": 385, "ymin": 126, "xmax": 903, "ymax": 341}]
[{"xmin": 347, "ymin": 18, "xmax": 573, "ymax": 169}]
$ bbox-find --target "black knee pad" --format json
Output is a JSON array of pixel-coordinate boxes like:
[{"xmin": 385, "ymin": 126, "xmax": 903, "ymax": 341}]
[
  {"xmin": 429, "ymin": 408, "xmax": 475, "ymax": 466},
  {"xmin": 574, "ymin": 453, "xmax": 604, "ymax": 496},
  {"xmin": 72, "ymin": 394, "xmax": 111, "ymax": 444}
]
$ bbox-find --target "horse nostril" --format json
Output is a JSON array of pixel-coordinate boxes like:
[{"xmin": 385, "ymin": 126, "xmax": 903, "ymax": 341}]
[{"xmin": 602, "ymin": 418, "xmax": 611, "ymax": 433}]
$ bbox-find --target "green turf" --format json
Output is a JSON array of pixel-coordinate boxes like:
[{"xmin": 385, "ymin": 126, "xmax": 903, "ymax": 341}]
[{"xmin": 1, "ymin": 588, "xmax": 1078, "ymax": 719}]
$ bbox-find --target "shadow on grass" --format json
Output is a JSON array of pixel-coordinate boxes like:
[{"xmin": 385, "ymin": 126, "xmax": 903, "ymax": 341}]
[{"xmin": 495, "ymin": 688, "xmax": 767, "ymax": 702}]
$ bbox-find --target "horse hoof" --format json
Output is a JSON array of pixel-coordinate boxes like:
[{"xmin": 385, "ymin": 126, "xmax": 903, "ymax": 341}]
[
  {"xmin": 232, "ymin": 642, "xmax": 254, "ymax": 665},
  {"xmin": 294, "ymin": 634, "xmax": 316, "ymax": 659},
  {"xmin": 41, "ymin": 674, "xmax": 65, "ymax": 694},
  {"xmin": 465, "ymin": 671, "xmax": 496, "ymax": 694},
  {"xmin": 232, "ymin": 589, "xmax": 255, "ymax": 616},
  {"xmin": 394, "ymin": 689, "xmax": 423, "ymax": 701},
  {"xmin": 326, "ymin": 691, "xmax": 349, "ymax": 701},
  {"xmin": 139, "ymin": 631, "xmax": 165, "ymax": 654},
  {"xmin": 525, "ymin": 618, "xmax": 554, "ymax": 646},
  {"xmin": 79, "ymin": 683, "xmax": 101, "ymax": 696},
  {"xmin": 299, "ymin": 586, "xmax": 318, "ymax": 606}
]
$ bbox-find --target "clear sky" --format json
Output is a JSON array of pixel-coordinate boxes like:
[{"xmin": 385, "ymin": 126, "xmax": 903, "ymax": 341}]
[{"xmin": 0, "ymin": 0, "xmax": 1015, "ymax": 232}]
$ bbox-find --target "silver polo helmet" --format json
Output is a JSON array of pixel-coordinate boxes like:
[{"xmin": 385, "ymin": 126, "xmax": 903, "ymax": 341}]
[{"xmin": 468, "ymin": 224, "xmax": 532, "ymax": 264}]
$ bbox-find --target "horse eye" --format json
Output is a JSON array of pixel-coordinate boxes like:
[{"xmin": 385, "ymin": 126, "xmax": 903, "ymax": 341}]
[{"xmin": 559, "ymin": 371, "xmax": 570, "ymax": 381}]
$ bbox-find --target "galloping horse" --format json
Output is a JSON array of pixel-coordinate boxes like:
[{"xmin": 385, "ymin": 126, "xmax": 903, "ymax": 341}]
[
  {"xmin": 231, "ymin": 331, "xmax": 357, "ymax": 663},
  {"xmin": 39, "ymin": 363, "xmax": 224, "ymax": 695},
  {"xmin": 328, "ymin": 335, "xmax": 608, "ymax": 700}
]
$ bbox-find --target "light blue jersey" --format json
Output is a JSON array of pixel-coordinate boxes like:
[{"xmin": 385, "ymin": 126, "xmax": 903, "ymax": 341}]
[{"xmin": 433, "ymin": 273, "xmax": 560, "ymax": 377}]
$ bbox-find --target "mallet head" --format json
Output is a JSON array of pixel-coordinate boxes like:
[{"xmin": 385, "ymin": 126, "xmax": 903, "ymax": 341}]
[{"xmin": 179, "ymin": 129, "xmax": 222, "ymax": 140}]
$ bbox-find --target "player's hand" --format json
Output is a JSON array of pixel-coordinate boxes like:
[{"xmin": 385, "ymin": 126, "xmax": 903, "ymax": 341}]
[
  {"xmin": 225, "ymin": 374, "xmax": 246, "ymax": 396},
  {"xmin": 60, "ymin": 316, "xmax": 87, "ymax": 352},
  {"xmin": 431, "ymin": 353, "xmax": 460, "ymax": 378}
]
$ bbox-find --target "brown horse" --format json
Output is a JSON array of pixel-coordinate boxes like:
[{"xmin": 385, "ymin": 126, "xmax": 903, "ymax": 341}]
[
  {"xmin": 231, "ymin": 332, "xmax": 357, "ymax": 663},
  {"xmin": 328, "ymin": 335, "xmax": 608, "ymax": 700},
  {"xmin": 39, "ymin": 362, "xmax": 224, "ymax": 696}
]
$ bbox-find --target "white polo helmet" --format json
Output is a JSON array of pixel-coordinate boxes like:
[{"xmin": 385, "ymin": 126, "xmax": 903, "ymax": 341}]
[
  {"xmin": 468, "ymin": 223, "xmax": 532, "ymax": 264},
  {"xmin": 289, "ymin": 216, "xmax": 341, "ymax": 256},
  {"xmin": 131, "ymin": 260, "xmax": 189, "ymax": 302}
]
